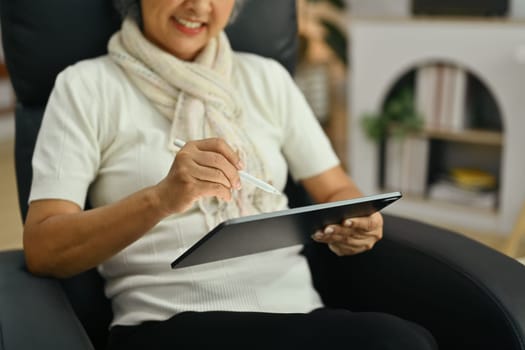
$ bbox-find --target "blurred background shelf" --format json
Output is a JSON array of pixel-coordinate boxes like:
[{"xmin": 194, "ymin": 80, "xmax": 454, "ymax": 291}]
[
  {"xmin": 423, "ymin": 128, "xmax": 503, "ymax": 145},
  {"xmin": 348, "ymin": 17, "xmax": 525, "ymax": 237}
]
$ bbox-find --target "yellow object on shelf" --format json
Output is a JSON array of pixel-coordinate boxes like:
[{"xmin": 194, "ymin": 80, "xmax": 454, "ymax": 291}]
[{"xmin": 450, "ymin": 168, "xmax": 496, "ymax": 190}]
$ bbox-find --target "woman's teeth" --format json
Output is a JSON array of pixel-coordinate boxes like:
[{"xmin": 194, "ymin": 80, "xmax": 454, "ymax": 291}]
[{"xmin": 175, "ymin": 17, "xmax": 203, "ymax": 29}]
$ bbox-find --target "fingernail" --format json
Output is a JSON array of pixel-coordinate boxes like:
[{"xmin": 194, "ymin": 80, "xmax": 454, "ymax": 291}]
[
  {"xmin": 235, "ymin": 180, "xmax": 242, "ymax": 190},
  {"xmin": 237, "ymin": 160, "xmax": 245, "ymax": 170},
  {"xmin": 344, "ymin": 219, "xmax": 352, "ymax": 227},
  {"xmin": 324, "ymin": 226, "xmax": 334, "ymax": 235},
  {"xmin": 312, "ymin": 231, "xmax": 324, "ymax": 240}
]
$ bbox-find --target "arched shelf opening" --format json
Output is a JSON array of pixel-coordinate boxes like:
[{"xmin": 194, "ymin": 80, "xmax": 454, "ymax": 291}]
[{"xmin": 377, "ymin": 61, "xmax": 504, "ymax": 211}]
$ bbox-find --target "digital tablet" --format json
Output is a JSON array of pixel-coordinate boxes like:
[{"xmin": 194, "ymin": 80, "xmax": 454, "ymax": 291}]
[{"xmin": 170, "ymin": 191, "xmax": 402, "ymax": 269}]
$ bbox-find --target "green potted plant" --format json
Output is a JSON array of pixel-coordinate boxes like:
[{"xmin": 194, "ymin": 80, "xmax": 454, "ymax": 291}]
[{"xmin": 361, "ymin": 87, "xmax": 424, "ymax": 142}]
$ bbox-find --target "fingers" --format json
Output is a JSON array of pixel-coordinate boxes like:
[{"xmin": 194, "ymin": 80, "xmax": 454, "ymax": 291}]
[
  {"xmin": 342, "ymin": 212, "xmax": 384, "ymax": 239},
  {"xmin": 311, "ymin": 212, "xmax": 384, "ymax": 256},
  {"xmin": 328, "ymin": 242, "xmax": 371, "ymax": 256},
  {"xmin": 192, "ymin": 152, "xmax": 241, "ymax": 190},
  {"xmin": 188, "ymin": 138, "xmax": 244, "ymax": 170},
  {"xmin": 311, "ymin": 226, "xmax": 375, "ymax": 246},
  {"xmin": 177, "ymin": 138, "xmax": 243, "ymax": 190},
  {"xmin": 195, "ymin": 180, "xmax": 234, "ymax": 202},
  {"xmin": 158, "ymin": 138, "xmax": 246, "ymax": 213},
  {"xmin": 315, "ymin": 227, "xmax": 377, "ymax": 256},
  {"xmin": 319, "ymin": 232, "xmax": 379, "ymax": 256}
]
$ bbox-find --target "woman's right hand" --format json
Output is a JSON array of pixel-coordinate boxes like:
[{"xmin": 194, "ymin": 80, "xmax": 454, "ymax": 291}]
[
  {"xmin": 155, "ymin": 138, "xmax": 244, "ymax": 215},
  {"xmin": 23, "ymin": 138, "xmax": 243, "ymax": 277}
]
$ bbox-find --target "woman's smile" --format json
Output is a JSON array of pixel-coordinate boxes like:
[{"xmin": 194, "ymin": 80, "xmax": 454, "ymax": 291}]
[
  {"xmin": 142, "ymin": 0, "xmax": 235, "ymax": 61},
  {"xmin": 172, "ymin": 16, "xmax": 206, "ymax": 35}
]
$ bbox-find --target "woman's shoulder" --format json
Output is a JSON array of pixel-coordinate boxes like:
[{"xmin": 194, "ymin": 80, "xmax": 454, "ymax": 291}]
[
  {"xmin": 233, "ymin": 52, "xmax": 291, "ymax": 80},
  {"xmin": 232, "ymin": 52, "xmax": 295, "ymax": 100},
  {"xmin": 56, "ymin": 55, "xmax": 126, "ymax": 90}
]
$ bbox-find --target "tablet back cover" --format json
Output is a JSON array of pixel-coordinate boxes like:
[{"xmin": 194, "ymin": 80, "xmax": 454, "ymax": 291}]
[{"xmin": 171, "ymin": 192, "xmax": 401, "ymax": 269}]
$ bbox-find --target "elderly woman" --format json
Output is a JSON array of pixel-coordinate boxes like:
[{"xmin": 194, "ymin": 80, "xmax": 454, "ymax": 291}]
[{"xmin": 23, "ymin": 0, "xmax": 437, "ymax": 349}]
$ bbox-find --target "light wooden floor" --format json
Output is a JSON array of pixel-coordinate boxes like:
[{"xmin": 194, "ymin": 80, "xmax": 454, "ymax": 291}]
[
  {"xmin": 0, "ymin": 121, "xmax": 23, "ymax": 251},
  {"xmin": 0, "ymin": 115, "xmax": 524, "ymax": 261}
]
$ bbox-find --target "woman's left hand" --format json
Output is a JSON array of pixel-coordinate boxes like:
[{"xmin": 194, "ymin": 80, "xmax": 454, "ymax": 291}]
[{"xmin": 311, "ymin": 212, "xmax": 383, "ymax": 256}]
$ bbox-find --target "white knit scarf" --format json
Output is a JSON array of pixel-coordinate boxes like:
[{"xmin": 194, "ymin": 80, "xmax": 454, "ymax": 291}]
[{"xmin": 108, "ymin": 19, "xmax": 285, "ymax": 229}]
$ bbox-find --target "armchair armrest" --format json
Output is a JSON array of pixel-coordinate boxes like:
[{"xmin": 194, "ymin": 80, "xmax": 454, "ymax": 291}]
[
  {"xmin": 306, "ymin": 214, "xmax": 525, "ymax": 350},
  {"xmin": 0, "ymin": 250, "xmax": 94, "ymax": 350}
]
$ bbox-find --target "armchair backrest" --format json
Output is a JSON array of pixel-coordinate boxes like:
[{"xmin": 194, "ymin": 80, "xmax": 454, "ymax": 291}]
[
  {"xmin": 1, "ymin": 0, "xmax": 299, "ymax": 221},
  {"xmin": 0, "ymin": 1, "xmax": 298, "ymax": 348}
]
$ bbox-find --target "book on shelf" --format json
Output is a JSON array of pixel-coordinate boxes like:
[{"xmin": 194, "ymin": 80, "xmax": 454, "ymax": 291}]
[
  {"xmin": 415, "ymin": 64, "xmax": 467, "ymax": 132},
  {"xmin": 428, "ymin": 179, "xmax": 497, "ymax": 210},
  {"xmin": 384, "ymin": 136, "xmax": 429, "ymax": 196}
]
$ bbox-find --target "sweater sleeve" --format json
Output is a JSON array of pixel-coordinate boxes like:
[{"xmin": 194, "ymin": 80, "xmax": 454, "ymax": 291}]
[
  {"xmin": 29, "ymin": 65, "xmax": 101, "ymax": 209},
  {"xmin": 270, "ymin": 61, "xmax": 340, "ymax": 181}
]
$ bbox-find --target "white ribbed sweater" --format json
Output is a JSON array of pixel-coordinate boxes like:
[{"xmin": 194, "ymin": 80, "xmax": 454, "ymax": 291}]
[{"xmin": 30, "ymin": 53, "xmax": 340, "ymax": 326}]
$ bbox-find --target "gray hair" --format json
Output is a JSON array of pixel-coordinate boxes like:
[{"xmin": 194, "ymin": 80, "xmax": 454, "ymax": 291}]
[
  {"xmin": 230, "ymin": 0, "xmax": 247, "ymax": 23},
  {"xmin": 112, "ymin": 0, "xmax": 247, "ymax": 27},
  {"xmin": 113, "ymin": 0, "xmax": 142, "ymax": 24}
]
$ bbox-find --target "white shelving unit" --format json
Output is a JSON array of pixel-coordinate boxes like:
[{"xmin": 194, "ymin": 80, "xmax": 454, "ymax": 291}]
[{"xmin": 348, "ymin": 18, "xmax": 525, "ymax": 235}]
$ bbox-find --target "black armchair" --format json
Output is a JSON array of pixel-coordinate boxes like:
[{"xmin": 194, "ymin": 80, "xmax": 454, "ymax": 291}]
[{"xmin": 1, "ymin": 1, "xmax": 525, "ymax": 349}]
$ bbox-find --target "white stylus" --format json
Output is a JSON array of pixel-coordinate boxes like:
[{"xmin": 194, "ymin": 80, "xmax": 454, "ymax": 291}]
[{"xmin": 173, "ymin": 139, "xmax": 281, "ymax": 195}]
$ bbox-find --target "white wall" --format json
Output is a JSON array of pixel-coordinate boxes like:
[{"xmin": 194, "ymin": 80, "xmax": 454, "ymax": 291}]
[
  {"xmin": 349, "ymin": 0, "xmax": 410, "ymax": 17},
  {"xmin": 511, "ymin": 0, "xmax": 525, "ymax": 18}
]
